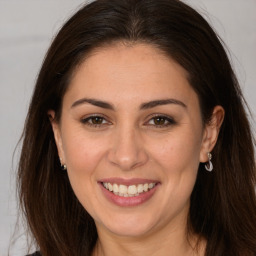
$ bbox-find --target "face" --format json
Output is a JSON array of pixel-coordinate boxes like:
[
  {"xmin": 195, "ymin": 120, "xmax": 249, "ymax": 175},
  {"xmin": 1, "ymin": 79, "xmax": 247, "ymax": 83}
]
[{"xmin": 51, "ymin": 43, "xmax": 219, "ymax": 239}]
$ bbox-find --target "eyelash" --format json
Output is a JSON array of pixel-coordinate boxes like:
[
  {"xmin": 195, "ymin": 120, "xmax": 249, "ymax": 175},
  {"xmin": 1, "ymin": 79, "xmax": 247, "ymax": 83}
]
[{"xmin": 80, "ymin": 114, "xmax": 176, "ymax": 128}]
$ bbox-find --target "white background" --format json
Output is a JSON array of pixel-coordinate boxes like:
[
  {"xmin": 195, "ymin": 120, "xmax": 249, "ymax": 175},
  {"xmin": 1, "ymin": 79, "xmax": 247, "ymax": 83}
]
[{"xmin": 0, "ymin": 0, "xmax": 255, "ymax": 255}]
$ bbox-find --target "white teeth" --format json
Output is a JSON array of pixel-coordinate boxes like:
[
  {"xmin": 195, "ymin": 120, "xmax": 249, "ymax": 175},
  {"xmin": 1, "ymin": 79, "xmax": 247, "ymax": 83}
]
[
  {"xmin": 103, "ymin": 182, "xmax": 156, "ymax": 197},
  {"xmin": 119, "ymin": 184, "xmax": 128, "ymax": 194},
  {"xmin": 128, "ymin": 185, "xmax": 137, "ymax": 195},
  {"xmin": 137, "ymin": 184, "xmax": 144, "ymax": 193},
  {"xmin": 149, "ymin": 183, "xmax": 154, "ymax": 189},
  {"xmin": 108, "ymin": 183, "xmax": 113, "ymax": 191},
  {"xmin": 113, "ymin": 184, "xmax": 119, "ymax": 193}
]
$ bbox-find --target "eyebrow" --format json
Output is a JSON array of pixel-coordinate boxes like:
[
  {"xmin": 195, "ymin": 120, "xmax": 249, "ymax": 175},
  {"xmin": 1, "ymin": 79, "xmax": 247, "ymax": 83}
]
[
  {"xmin": 140, "ymin": 99, "xmax": 187, "ymax": 110},
  {"xmin": 71, "ymin": 98, "xmax": 114, "ymax": 110},
  {"xmin": 71, "ymin": 98, "xmax": 187, "ymax": 110}
]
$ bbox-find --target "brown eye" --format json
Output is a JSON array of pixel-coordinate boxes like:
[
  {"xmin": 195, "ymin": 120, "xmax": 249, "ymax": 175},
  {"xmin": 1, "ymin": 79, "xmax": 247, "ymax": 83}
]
[
  {"xmin": 147, "ymin": 115, "xmax": 176, "ymax": 128},
  {"xmin": 91, "ymin": 116, "xmax": 104, "ymax": 124},
  {"xmin": 153, "ymin": 117, "xmax": 166, "ymax": 125},
  {"xmin": 81, "ymin": 115, "xmax": 109, "ymax": 127}
]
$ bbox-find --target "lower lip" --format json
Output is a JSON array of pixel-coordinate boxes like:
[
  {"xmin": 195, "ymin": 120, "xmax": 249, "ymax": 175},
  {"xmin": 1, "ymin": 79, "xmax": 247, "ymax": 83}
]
[{"xmin": 99, "ymin": 183, "xmax": 159, "ymax": 207}]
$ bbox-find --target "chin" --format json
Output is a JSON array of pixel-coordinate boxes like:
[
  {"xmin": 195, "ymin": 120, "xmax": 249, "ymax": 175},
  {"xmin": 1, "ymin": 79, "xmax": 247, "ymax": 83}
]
[{"xmin": 97, "ymin": 211, "xmax": 159, "ymax": 237}]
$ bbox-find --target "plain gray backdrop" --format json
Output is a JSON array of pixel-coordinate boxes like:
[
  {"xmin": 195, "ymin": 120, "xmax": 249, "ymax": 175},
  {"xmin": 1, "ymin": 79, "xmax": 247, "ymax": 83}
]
[{"xmin": 0, "ymin": 1, "xmax": 255, "ymax": 255}]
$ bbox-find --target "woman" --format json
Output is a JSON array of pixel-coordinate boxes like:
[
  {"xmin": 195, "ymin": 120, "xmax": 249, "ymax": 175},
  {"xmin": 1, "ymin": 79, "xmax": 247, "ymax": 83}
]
[{"xmin": 18, "ymin": 0, "xmax": 256, "ymax": 255}]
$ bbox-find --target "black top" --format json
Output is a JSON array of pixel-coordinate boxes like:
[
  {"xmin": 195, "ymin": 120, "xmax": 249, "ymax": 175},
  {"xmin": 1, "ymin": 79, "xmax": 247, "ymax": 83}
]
[{"xmin": 27, "ymin": 252, "xmax": 41, "ymax": 256}]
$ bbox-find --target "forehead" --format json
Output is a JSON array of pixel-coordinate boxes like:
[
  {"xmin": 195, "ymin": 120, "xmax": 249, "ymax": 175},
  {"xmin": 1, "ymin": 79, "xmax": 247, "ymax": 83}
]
[
  {"xmin": 65, "ymin": 43, "xmax": 197, "ymax": 108},
  {"xmin": 74, "ymin": 42, "xmax": 189, "ymax": 81}
]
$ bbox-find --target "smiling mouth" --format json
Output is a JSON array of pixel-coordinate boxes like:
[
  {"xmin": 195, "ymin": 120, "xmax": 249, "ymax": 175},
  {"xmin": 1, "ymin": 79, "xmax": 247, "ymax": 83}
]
[{"xmin": 101, "ymin": 182, "xmax": 157, "ymax": 197}]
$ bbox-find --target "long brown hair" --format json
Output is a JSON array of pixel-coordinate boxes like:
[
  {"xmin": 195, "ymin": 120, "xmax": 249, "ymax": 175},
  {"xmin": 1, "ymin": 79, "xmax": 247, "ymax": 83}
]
[{"xmin": 18, "ymin": 0, "xmax": 256, "ymax": 255}]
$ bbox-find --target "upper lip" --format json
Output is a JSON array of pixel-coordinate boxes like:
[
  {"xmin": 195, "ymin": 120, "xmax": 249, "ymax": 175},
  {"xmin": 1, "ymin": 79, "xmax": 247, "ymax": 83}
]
[{"xmin": 98, "ymin": 177, "xmax": 159, "ymax": 186}]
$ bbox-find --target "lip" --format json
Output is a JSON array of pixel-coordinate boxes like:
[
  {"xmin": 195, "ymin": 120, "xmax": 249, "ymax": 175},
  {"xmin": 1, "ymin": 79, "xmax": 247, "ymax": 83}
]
[{"xmin": 98, "ymin": 178, "xmax": 160, "ymax": 207}]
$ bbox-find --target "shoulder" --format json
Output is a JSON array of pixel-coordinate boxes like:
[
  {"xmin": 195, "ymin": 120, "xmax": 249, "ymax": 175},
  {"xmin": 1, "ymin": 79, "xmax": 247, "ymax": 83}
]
[{"xmin": 26, "ymin": 252, "xmax": 41, "ymax": 256}]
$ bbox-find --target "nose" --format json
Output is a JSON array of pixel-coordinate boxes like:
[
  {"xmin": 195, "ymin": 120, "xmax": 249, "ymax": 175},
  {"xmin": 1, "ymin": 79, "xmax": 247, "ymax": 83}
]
[{"xmin": 107, "ymin": 125, "xmax": 148, "ymax": 170}]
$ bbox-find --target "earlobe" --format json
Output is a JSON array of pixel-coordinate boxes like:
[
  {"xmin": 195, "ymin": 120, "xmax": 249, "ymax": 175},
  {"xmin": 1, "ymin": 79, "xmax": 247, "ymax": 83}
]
[
  {"xmin": 200, "ymin": 105, "xmax": 225, "ymax": 163},
  {"xmin": 48, "ymin": 110, "xmax": 65, "ymax": 163}
]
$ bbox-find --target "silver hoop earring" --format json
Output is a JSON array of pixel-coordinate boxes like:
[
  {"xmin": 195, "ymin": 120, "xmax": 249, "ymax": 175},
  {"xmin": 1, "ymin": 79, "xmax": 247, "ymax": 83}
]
[{"xmin": 205, "ymin": 152, "xmax": 213, "ymax": 172}]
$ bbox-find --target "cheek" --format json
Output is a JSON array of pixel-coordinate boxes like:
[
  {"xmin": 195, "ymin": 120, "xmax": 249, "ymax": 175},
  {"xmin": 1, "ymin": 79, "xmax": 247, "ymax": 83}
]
[
  {"xmin": 149, "ymin": 129, "xmax": 201, "ymax": 199},
  {"xmin": 61, "ymin": 129, "xmax": 108, "ymax": 193},
  {"xmin": 61, "ymin": 132, "xmax": 109, "ymax": 217},
  {"xmin": 151, "ymin": 129, "xmax": 202, "ymax": 171},
  {"xmin": 62, "ymin": 128, "xmax": 106, "ymax": 167}
]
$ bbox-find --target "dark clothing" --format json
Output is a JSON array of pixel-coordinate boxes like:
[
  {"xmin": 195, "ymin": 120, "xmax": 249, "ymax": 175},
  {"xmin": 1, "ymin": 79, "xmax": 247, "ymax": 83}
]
[{"xmin": 27, "ymin": 252, "xmax": 41, "ymax": 256}]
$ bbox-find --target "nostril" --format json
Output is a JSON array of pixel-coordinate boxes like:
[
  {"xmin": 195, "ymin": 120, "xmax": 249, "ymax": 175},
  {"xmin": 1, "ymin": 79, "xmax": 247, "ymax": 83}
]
[{"xmin": 107, "ymin": 144, "xmax": 148, "ymax": 170}]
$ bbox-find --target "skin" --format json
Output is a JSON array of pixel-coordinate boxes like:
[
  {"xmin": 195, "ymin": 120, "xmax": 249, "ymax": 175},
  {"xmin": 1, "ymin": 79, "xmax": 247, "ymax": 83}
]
[{"xmin": 50, "ymin": 43, "xmax": 224, "ymax": 256}]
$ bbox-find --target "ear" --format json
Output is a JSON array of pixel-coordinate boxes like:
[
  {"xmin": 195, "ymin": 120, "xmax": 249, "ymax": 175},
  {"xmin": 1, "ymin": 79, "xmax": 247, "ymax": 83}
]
[
  {"xmin": 48, "ymin": 110, "xmax": 66, "ymax": 164},
  {"xmin": 200, "ymin": 105, "xmax": 225, "ymax": 163}
]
